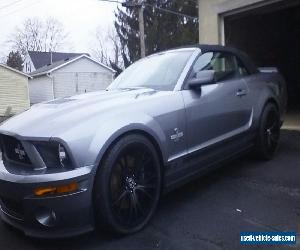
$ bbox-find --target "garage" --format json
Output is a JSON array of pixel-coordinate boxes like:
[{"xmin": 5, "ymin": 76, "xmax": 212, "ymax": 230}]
[{"xmin": 223, "ymin": 0, "xmax": 300, "ymax": 109}]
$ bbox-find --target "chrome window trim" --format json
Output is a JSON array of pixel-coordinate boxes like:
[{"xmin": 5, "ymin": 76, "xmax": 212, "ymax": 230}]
[{"xmin": 173, "ymin": 48, "xmax": 201, "ymax": 91}]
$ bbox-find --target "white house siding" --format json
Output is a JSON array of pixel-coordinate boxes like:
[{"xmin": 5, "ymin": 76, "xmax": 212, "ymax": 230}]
[
  {"xmin": 23, "ymin": 53, "xmax": 36, "ymax": 73},
  {"xmin": 0, "ymin": 66, "xmax": 30, "ymax": 116},
  {"xmin": 55, "ymin": 57, "xmax": 112, "ymax": 74},
  {"xmin": 29, "ymin": 57, "xmax": 114, "ymax": 103},
  {"xmin": 78, "ymin": 72, "xmax": 112, "ymax": 92},
  {"xmin": 52, "ymin": 73, "xmax": 77, "ymax": 98},
  {"xmin": 52, "ymin": 57, "xmax": 113, "ymax": 98},
  {"xmin": 29, "ymin": 76, "xmax": 53, "ymax": 104},
  {"xmin": 53, "ymin": 72, "xmax": 112, "ymax": 98}
]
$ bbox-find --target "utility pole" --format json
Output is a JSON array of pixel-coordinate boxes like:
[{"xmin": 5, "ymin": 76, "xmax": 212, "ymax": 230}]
[
  {"xmin": 138, "ymin": 0, "xmax": 145, "ymax": 58},
  {"xmin": 122, "ymin": 0, "xmax": 146, "ymax": 58}
]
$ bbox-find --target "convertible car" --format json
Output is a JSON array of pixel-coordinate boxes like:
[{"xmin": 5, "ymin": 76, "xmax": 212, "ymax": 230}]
[{"xmin": 0, "ymin": 45, "xmax": 287, "ymax": 238}]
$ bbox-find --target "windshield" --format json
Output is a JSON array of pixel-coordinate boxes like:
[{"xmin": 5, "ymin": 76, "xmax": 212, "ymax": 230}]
[{"xmin": 109, "ymin": 49, "xmax": 194, "ymax": 91}]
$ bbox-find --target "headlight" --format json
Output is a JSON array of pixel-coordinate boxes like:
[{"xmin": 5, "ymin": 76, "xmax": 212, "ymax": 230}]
[
  {"xmin": 34, "ymin": 141, "xmax": 72, "ymax": 169},
  {"xmin": 58, "ymin": 144, "xmax": 67, "ymax": 166}
]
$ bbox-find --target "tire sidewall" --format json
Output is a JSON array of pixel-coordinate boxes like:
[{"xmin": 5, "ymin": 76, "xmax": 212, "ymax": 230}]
[{"xmin": 257, "ymin": 103, "xmax": 280, "ymax": 160}]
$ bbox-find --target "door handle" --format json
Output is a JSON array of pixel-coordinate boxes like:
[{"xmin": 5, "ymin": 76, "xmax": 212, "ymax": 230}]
[{"xmin": 236, "ymin": 89, "xmax": 247, "ymax": 97}]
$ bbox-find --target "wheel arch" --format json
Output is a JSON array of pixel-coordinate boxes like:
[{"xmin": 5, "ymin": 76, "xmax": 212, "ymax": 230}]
[
  {"xmin": 90, "ymin": 124, "xmax": 168, "ymax": 176},
  {"xmin": 104, "ymin": 129, "xmax": 165, "ymax": 168},
  {"xmin": 254, "ymin": 93, "xmax": 281, "ymax": 128},
  {"xmin": 261, "ymin": 97, "xmax": 281, "ymax": 122},
  {"xmin": 128, "ymin": 129, "xmax": 165, "ymax": 168},
  {"xmin": 265, "ymin": 97, "xmax": 280, "ymax": 112}
]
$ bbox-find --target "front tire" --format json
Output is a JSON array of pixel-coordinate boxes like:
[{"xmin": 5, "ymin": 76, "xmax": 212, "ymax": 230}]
[
  {"xmin": 93, "ymin": 134, "xmax": 161, "ymax": 234},
  {"xmin": 255, "ymin": 103, "xmax": 280, "ymax": 160}
]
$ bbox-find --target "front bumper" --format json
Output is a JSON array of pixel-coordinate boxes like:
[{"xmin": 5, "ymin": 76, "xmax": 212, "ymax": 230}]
[{"xmin": 0, "ymin": 159, "xmax": 95, "ymax": 238}]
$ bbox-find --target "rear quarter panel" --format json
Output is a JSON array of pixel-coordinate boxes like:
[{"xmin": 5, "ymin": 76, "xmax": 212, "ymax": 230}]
[{"xmin": 244, "ymin": 71, "xmax": 287, "ymax": 129}]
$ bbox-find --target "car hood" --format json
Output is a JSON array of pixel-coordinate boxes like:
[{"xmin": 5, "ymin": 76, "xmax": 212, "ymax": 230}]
[{"xmin": 0, "ymin": 88, "xmax": 158, "ymax": 138}]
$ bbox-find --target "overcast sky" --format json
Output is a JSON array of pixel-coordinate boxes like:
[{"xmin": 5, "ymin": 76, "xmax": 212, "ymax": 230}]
[{"xmin": 0, "ymin": 0, "xmax": 118, "ymax": 60}]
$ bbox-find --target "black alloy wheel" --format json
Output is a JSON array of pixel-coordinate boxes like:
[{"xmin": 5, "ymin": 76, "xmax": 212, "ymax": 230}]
[
  {"xmin": 94, "ymin": 134, "xmax": 161, "ymax": 234},
  {"xmin": 256, "ymin": 103, "xmax": 280, "ymax": 160},
  {"xmin": 264, "ymin": 109, "xmax": 280, "ymax": 155}
]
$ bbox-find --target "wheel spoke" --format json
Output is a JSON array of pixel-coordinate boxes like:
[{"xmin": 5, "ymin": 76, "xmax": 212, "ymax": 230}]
[
  {"xmin": 140, "ymin": 155, "xmax": 152, "ymax": 169},
  {"xmin": 270, "ymin": 133, "xmax": 278, "ymax": 143},
  {"xmin": 113, "ymin": 190, "xmax": 128, "ymax": 206},
  {"xmin": 138, "ymin": 174, "xmax": 156, "ymax": 185},
  {"xmin": 118, "ymin": 157, "xmax": 128, "ymax": 176},
  {"xmin": 138, "ymin": 150, "xmax": 147, "ymax": 165},
  {"xmin": 127, "ymin": 195, "xmax": 134, "ymax": 222},
  {"xmin": 267, "ymin": 131, "xmax": 272, "ymax": 147},
  {"xmin": 136, "ymin": 184, "xmax": 156, "ymax": 190},
  {"xmin": 127, "ymin": 192, "xmax": 138, "ymax": 222},
  {"xmin": 134, "ymin": 149, "xmax": 146, "ymax": 177},
  {"xmin": 136, "ymin": 186, "xmax": 155, "ymax": 201},
  {"xmin": 133, "ymin": 190, "xmax": 146, "ymax": 216},
  {"xmin": 120, "ymin": 157, "xmax": 126, "ymax": 168},
  {"xmin": 268, "ymin": 123, "xmax": 276, "ymax": 131},
  {"xmin": 125, "ymin": 156, "xmax": 131, "ymax": 171},
  {"xmin": 131, "ymin": 191, "xmax": 140, "ymax": 218}
]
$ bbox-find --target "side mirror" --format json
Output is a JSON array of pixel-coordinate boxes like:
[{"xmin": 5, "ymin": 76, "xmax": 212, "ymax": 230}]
[{"xmin": 188, "ymin": 70, "xmax": 216, "ymax": 89}]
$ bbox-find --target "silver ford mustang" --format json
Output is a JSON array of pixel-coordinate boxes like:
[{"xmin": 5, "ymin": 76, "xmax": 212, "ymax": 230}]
[{"xmin": 0, "ymin": 45, "xmax": 287, "ymax": 238}]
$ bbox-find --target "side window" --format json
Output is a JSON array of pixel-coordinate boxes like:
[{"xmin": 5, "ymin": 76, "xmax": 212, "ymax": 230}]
[
  {"xmin": 192, "ymin": 52, "xmax": 214, "ymax": 74},
  {"xmin": 237, "ymin": 59, "xmax": 249, "ymax": 76},
  {"xmin": 190, "ymin": 52, "xmax": 247, "ymax": 82}
]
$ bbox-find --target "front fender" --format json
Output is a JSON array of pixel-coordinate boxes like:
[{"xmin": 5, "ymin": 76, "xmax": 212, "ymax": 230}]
[{"xmin": 87, "ymin": 112, "xmax": 168, "ymax": 172}]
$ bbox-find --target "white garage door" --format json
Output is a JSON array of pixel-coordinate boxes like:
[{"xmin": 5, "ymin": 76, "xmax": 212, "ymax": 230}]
[{"xmin": 53, "ymin": 72, "xmax": 112, "ymax": 99}]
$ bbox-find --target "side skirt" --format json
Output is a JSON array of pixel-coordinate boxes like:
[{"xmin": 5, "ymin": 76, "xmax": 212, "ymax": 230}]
[{"xmin": 163, "ymin": 132, "xmax": 255, "ymax": 194}]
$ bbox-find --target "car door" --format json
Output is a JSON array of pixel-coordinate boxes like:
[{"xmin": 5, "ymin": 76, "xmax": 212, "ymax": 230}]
[{"xmin": 181, "ymin": 51, "xmax": 253, "ymax": 155}]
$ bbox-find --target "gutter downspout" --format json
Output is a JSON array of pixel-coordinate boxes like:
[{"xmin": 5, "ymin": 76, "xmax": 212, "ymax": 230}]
[
  {"xmin": 50, "ymin": 50, "xmax": 53, "ymax": 64},
  {"xmin": 47, "ymin": 73, "xmax": 55, "ymax": 100}
]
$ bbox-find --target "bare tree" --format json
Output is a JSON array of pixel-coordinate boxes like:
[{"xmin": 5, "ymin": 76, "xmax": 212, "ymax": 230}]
[
  {"xmin": 93, "ymin": 27, "xmax": 109, "ymax": 66},
  {"xmin": 8, "ymin": 17, "xmax": 68, "ymax": 57},
  {"xmin": 43, "ymin": 18, "xmax": 68, "ymax": 52},
  {"xmin": 0, "ymin": 53, "xmax": 7, "ymax": 64},
  {"xmin": 92, "ymin": 26, "xmax": 124, "ymax": 73}
]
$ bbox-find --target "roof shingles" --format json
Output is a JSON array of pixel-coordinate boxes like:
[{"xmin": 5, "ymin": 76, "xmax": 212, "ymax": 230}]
[
  {"xmin": 29, "ymin": 54, "xmax": 116, "ymax": 76},
  {"xmin": 29, "ymin": 56, "xmax": 79, "ymax": 76},
  {"xmin": 28, "ymin": 51, "xmax": 89, "ymax": 70}
]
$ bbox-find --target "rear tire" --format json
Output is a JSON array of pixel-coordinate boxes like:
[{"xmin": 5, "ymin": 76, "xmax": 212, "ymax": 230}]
[
  {"xmin": 255, "ymin": 103, "xmax": 280, "ymax": 160},
  {"xmin": 93, "ymin": 134, "xmax": 161, "ymax": 234}
]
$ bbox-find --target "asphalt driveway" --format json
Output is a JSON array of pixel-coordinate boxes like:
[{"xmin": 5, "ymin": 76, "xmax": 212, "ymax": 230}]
[{"xmin": 0, "ymin": 129, "xmax": 299, "ymax": 250}]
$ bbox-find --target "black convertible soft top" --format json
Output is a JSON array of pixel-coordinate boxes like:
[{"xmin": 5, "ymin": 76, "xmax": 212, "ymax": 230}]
[{"xmin": 177, "ymin": 44, "xmax": 259, "ymax": 75}]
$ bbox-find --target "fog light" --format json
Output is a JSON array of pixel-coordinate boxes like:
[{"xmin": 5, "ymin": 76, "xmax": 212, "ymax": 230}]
[
  {"xmin": 34, "ymin": 182, "xmax": 78, "ymax": 196},
  {"xmin": 36, "ymin": 208, "xmax": 57, "ymax": 227}
]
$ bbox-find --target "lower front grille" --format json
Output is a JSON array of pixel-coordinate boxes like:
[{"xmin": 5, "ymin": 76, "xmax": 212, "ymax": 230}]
[
  {"xmin": 0, "ymin": 134, "xmax": 31, "ymax": 165},
  {"xmin": 0, "ymin": 197, "xmax": 24, "ymax": 220}
]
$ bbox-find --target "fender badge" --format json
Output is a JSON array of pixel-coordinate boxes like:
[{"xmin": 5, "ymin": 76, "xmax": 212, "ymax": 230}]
[{"xmin": 170, "ymin": 128, "xmax": 184, "ymax": 142}]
